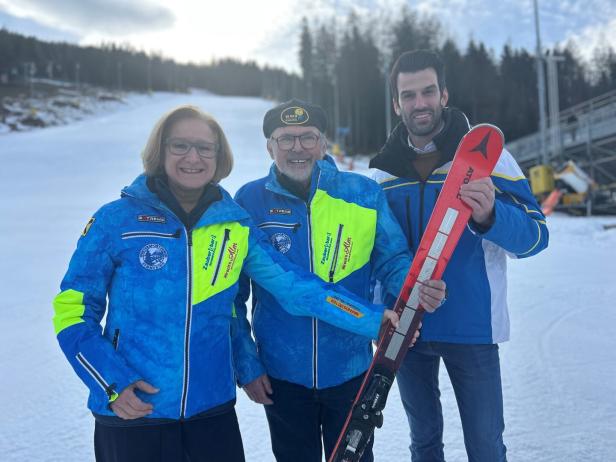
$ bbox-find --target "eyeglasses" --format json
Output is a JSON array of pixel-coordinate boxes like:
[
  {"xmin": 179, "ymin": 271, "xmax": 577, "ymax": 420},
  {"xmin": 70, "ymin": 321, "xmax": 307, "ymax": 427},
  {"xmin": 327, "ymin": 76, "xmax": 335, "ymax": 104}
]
[
  {"xmin": 165, "ymin": 138, "xmax": 218, "ymax": 159},
  {"xmin": 271, "ymin": 133, "xmax": 320, "ymax": 150}
]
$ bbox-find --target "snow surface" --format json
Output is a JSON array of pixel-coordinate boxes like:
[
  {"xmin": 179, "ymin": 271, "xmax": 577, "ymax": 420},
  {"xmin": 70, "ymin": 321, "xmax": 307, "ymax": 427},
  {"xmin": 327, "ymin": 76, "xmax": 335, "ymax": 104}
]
[{"xmin": 1, "ymin": 90, "xmax": 615, "ymax": 461}]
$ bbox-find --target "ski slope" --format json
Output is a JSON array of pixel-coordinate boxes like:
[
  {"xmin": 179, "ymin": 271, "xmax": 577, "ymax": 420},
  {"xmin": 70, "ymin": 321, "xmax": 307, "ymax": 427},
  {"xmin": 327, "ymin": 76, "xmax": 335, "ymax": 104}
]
[{"xmin": 1, "ymin": 91, "xmax": 615, "ymax": 461}]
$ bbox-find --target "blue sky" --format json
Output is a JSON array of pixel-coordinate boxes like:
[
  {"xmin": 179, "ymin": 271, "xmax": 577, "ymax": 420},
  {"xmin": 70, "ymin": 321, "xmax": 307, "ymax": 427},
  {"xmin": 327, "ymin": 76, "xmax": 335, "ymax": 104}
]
[{"xmin": 0, "ymin": 0, "xmax": 614, "ymax": 72}]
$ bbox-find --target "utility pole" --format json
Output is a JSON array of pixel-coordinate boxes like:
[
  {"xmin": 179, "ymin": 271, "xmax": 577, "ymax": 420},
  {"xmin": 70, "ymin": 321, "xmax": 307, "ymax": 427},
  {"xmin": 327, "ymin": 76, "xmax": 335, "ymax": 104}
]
[
  {"xmin": 147, "ymin": 57, "xmax": 152, "ymax": 93},
  {"xmin": 384, "ymin": 55, "xmax": 392, "ymax": 137},
  {"xmin": 330, "ymin": 19, "xmax": 340, "ymax": 147},
  {"xmin": 23, "ymin": 62, "xmax": 36, "ymax": 97},
  {"xmin": 117, "ymin": 62, "xmax": 123, "ymax": 93},
  {"xmin": 533, "ymin": 0, "xmax": 549, "ymax": 165},
  {"xmin": 75, "ymin": 62, "xmax": 80, "ymax": 90},
  {"xmin": 546, "ymin": 53, "xmax": 564, "ymax": 160},
  {"xmin": 333, "ymin": 66, "xmax": 340, "ymax": 146}
]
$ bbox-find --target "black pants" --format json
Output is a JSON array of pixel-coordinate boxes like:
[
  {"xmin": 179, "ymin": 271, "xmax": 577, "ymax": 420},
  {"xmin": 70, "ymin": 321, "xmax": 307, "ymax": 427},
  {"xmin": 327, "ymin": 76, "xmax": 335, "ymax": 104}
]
[
  {"xmin": 264, "ymin": 375, "xmax": 373, "ymax": 462},
  {"xmin": 94, "ymin": 408, "xmax": 245, "ymax": 462}
]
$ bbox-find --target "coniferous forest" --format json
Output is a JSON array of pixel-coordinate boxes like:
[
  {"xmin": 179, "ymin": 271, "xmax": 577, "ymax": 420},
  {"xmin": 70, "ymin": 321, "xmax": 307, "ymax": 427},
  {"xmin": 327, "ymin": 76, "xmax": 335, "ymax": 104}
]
[{"xmin": 1, "ymin": 7, "xmax": 615, "ymax": 154}]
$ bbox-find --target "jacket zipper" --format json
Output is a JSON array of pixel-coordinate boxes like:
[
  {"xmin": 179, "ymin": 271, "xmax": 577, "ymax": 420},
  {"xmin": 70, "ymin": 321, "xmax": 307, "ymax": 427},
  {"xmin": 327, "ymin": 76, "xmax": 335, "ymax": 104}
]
[
  {"xmin": 418, "ymin": 182, "xmax": 426, "ymax": 240},
  {"xmin": 258, "ymin": 222, "xmax": 301, "ymax": 232},
  {"xmin": 112, "ymin": 329, "xmax": 120, "ymax": 350},
  {"xmin": 121, "ymin": 230, "xmax": 181, "ymax": 239},
  {"xmin": 180, "ymin": 228, "xmax": 193, "ymax": 419},
  {"xmin": 309, "ymin": 172, "xmax": 324, "ymax": 389},
  {"xmin": 306, "ymin": 201, "xmax": 318, "ymax": 389},
  {"xmin": 328, "ymin": 224, "xmax": 344, "ymax": 283},
  {"xmin": 76, "ymin": 352, "xmax": 116, "ymax": 399},
  {"xmin": 418, "ymin": 166, "xmax": 441, "ymax": 241},
  {"xmin": 405, "ymin": 196, "xmax": 414, "ymax": 249},
  {"xmin": 116, "ymin": 196, "xmax": 193, "ymax": 418},
  {"xmin": 211, "ymin": 228, "xmax": 230, "ymax": 286}
]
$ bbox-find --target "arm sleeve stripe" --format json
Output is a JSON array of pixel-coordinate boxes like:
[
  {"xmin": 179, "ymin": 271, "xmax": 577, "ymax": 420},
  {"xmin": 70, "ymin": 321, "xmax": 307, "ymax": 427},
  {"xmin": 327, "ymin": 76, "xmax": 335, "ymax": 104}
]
[
  {"xmin": 52, "ymin": 289, "xmax": 86, "ymax": 335},
  {"xmin": 492, "ymin": 172, "xmax": 526, "ymax": 181},
  {"xmin": 383, "ymin": 181, "xmax": 420, "ymax": 190},
  {"xmin": 495, "ymin": 187, "xmax": 544, "ymax": 216},
  {"xmin": 518, "ymin": 220, "xmax": 543, "ymax": 256}
]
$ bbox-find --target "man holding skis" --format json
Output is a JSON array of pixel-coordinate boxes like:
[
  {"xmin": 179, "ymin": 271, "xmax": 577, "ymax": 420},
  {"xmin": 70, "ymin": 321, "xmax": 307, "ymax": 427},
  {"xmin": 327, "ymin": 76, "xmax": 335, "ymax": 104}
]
[
  {"xmin": 370, "ymin": 49, "xmax": 549, "ymax": 461},
  {"xmin": 231, "ymin": 99, "xmax": 447, "ymax": 462}
]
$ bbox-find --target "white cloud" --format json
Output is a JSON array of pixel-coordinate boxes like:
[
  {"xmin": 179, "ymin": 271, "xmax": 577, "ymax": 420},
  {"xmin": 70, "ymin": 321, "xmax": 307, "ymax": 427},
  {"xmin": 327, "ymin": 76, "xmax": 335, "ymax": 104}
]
[
  {"xmin": 0, "ymin": 0, "xmax": 615, "ymax": 72},
  {"xmin": 566, "ymin": 16, "xmax": 616, "ymax": 62},
  {"xmin": 0, "ymin": 0, "xmax": 174, "ymax": 35}
]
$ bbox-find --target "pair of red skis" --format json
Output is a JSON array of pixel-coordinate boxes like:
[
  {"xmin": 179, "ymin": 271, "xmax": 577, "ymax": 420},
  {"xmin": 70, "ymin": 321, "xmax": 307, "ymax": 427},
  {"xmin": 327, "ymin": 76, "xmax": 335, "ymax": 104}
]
[{"xmin": 329, "ymin": 124, "xmax": 504, "ymax": 462}]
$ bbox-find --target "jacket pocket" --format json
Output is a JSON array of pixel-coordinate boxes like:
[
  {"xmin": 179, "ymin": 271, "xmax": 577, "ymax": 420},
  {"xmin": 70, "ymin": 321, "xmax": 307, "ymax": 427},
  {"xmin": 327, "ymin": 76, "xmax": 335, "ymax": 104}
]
[
  {"xmin": 211, "ymin": 228, "xmax": 230, "ymax": 286},
  {"xmin": 328, "ymin": 224, "xmax": 344, "ymax": 282},
  {"xmin": 121, "ymin": 230, "xmax": 181, "ymax": 239},
  {"xmin": 257, "ymin": 221, "xmax": 301, "ymax": 233}
]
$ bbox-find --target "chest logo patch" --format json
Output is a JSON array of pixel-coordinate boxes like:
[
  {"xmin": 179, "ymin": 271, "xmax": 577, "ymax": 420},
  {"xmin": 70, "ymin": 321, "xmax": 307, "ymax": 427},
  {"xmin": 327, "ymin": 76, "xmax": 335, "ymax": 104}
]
[
  {"xmin": 139, "ymin": 244, "xmax": 168, "ymax": 270},
  {"xmin": 269, "ymin": 208, "xmax": 292, "ymax": 215},
  {"xmin": 138, "ymin": 215, "xmax": 166, "ymax": 224},
  {"xmin": 271, "ymin": 233, "xmax": 292, "ymax": 254}
]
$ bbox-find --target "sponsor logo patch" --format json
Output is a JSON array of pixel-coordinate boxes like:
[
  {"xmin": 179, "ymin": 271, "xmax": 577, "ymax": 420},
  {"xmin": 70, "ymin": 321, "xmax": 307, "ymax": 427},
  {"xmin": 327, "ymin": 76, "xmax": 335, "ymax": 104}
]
[
  {"xmin": 138, "ymin": 215, "xmax": 166, "ymax": 224},
  {"xmin": 139, "ymin": 244, "xmax": 168, "ymax": 270},
  {"xmin": 281, "ymin": 106, "xmax": 309, "ymax": 125},
  {"xmin": 341, "ymin": 237, "xmax": 353, "ymax": 270},
  {"xmin": 203, "ymin": 234, "xmax": 218, "ymax": 270},
  {"xmin": 271, "ymin": 233, "xmax": 291, "ymax": 254},
  {"xmin": 269, "ymin": 208, "xmax": 292, "ymax": 215},
  {"xmin": 223, "ymin": 242, "xmax": 239, "ymax": 278},
  {"xmin": 320, "ymin": 232, "xmax": 333, "ymax": 265},
  {"xmin": 82, "ymin": 217, "xmax": 95, "ymax": 237},
  {"xmin": 326, "ymin": 296, "xmax": 364, "ymax": 318}
]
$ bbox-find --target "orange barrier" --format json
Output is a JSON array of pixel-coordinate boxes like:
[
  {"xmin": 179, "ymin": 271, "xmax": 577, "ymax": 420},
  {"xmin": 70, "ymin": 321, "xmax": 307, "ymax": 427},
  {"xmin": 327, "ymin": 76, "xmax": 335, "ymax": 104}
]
[{"xmin": 541, "ymin": 189, "xmax": 563, "ymax": 216}]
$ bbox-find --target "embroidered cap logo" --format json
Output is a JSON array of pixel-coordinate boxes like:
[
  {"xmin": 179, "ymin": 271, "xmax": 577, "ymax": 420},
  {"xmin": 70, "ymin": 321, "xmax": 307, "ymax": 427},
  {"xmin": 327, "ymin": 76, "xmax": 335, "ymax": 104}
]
[{"xmin": 280, "ymin": 106, "xmax": 309, "ymax": 125}]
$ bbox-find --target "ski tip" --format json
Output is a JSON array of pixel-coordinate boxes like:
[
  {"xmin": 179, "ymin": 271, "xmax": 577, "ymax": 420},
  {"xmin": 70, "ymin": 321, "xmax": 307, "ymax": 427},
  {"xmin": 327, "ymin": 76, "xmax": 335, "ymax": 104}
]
[
  {"xmin": 470, "ymin": 123, "xmax": 505, "ymax": 145},
  {"xmin": 462, "ymin": 124, "xmax": 505, "ymax": 162}
]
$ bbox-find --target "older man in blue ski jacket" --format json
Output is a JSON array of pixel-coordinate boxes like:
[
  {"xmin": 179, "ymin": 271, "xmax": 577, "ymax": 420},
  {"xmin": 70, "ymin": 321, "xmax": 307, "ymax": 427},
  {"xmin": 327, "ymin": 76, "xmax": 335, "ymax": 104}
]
[{"xmin": 231, "ymin": 99, "xmax": 447, "ymax": 462}]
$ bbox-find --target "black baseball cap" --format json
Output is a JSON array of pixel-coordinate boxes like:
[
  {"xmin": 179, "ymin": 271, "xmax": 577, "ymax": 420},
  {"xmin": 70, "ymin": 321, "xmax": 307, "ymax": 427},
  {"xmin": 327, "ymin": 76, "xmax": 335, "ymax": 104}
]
[{"xmin": 263, "ymin": 98, "xmax": 328, "ymax": 138}]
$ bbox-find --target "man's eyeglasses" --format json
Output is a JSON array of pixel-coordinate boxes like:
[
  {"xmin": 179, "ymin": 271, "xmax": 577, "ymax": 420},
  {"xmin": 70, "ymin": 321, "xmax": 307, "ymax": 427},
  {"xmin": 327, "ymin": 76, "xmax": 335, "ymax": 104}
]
[
  {"xmin": 165, "ymin": 138, "xmax": 218, "ymax": 159},
  {"xmin": 271, "ymin": 133, "xmax": 320, "ymax": 150}
]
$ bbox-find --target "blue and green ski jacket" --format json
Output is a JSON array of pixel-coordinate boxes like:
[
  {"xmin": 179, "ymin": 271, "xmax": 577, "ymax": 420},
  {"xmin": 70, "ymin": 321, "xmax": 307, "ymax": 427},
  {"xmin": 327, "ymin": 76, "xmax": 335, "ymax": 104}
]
[{"xmin": 233, "ymin": 157, "xmax": 412, "ymax": 389}]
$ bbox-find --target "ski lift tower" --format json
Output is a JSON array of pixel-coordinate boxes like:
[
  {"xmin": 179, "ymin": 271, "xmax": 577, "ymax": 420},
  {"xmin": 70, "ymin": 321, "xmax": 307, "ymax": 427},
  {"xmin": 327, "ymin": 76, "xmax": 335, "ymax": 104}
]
[
  {"xmin": 546, "ymin": 53, "xmax": 565, "ymax": 160},
  {"xmin": 533, "ymin": 0, "xmax": 549, "ymax": 166}
]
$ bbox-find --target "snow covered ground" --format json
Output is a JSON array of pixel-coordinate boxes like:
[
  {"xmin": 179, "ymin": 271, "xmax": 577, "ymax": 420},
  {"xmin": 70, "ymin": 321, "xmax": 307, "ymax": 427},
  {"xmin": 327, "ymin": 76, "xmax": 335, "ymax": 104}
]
[
  {"xmin": 1, "ymin": 91, "xmax": 615, "ymax": 461},
  {"xmin": 1, "ymin": 83, "xmax": 131, "ymax": 134}
]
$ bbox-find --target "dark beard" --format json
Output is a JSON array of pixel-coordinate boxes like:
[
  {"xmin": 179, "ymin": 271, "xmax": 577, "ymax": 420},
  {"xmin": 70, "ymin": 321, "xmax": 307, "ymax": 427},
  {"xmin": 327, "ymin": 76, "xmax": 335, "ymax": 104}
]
[{"xmin": 402, "ymin": 107, "xmax": 443, "ymax": 137}]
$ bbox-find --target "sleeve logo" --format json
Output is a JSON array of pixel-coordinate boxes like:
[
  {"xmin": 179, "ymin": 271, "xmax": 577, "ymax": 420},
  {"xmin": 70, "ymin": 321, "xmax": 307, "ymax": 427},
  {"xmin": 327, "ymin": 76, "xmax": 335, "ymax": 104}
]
[
  {"xmin": 326, "ymin": 296, "xmax": 364, "ymax": 318},
  {"xmin": 82, "ymin": 217, "xmax": 95, "ymax": 237}
]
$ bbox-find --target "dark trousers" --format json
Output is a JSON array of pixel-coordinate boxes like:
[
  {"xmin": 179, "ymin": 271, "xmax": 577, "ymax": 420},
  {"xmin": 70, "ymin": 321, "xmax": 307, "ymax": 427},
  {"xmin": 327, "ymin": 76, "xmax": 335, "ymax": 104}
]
[
  {"xmin": 94, "ymin": 408, "xmax": 245, "ymax": 462},
  {"xmin": 397, "ymin": 342, "xmax": 507, "ymax": 462},
  {"xmin": 264, "ymin": 375, "xmax": 373, "ymax": 462}
]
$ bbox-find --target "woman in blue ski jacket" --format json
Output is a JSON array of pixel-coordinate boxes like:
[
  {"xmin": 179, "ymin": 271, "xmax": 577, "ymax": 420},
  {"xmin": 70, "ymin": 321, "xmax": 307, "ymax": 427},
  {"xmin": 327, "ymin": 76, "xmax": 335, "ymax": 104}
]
[{"xmin": 52, "ymin": 105, "xmax": 397, "ymax": 462}]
